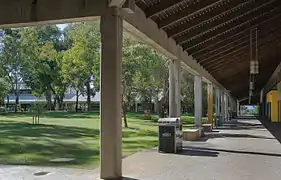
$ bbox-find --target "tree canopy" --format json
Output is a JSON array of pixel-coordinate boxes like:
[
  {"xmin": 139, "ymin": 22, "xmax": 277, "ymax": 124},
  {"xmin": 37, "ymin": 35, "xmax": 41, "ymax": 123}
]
[{"xmin": 0, "ymin": 22, "xmax": 197, "ymax": 124}]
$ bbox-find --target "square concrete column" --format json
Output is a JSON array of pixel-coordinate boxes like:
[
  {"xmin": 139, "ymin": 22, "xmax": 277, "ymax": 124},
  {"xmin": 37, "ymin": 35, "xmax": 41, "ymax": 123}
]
[
  {"xmin": 194, "ymin": 75, "xmax": 202, "ymax": 127},
  {"xmin": 207, "ymin": 83, "xmax": 213, "ymax": 124},
  {"xmin": 237, "ymin": 100, "xmax": 240, "ymax": 117},
  {"xmin": 260, "ymin": 90, "xmax": 264, "ymax": 117},
  {"xmin": 215, "ymin": 88, "xmax": 221, "ymax": 116},
  {"xmin": 100, "ymin": 9, "xmax": 123, "ymax": 179},
  {"xmin": 278, "ymin": 82, "xmax": 281, "ymax": 121},
  {"xmin": 225, "ymin": 94, "xmax": 229, "ymax": 121},
  {"xmin": 169, "ymin": 59, "xmax": 181, "ymax": 117},
  {"xmin": 221, "ymin": 92, "xmax": 225, "ymax": 122}
]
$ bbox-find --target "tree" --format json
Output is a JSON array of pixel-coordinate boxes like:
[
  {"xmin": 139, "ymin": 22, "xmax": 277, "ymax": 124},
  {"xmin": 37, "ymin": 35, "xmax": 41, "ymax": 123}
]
[
  {"xmin": 122, "ymin": 35, "xmax": 169, "ymax": 123},
  {"xmin": 0, "ymin": 29, "xmax": 25, "ymax": 112},
  {"xmin": 181, "ymin": 71, "xmax": 194, "ymax": 115},
  {"xmin": 62, "ymin": 22, "xmax": 100, "ymax": 112},
  {"xmin": 19, "ymin": 26, "xmax": 67, "ymax": 110},
  {"xmin": 122, "ymin": 35, "xmax": 140, "ymax": 127},
  {"xmin": 0, "ymin": 78, "xmax": 11, "ymax": 106},
  {"xmin": 31, "ymin": 101, "xmax": 47, "ymax": 124},
  {"xmin": 252, "ymin": 106, "xmax": 259, "ymax": 115}
]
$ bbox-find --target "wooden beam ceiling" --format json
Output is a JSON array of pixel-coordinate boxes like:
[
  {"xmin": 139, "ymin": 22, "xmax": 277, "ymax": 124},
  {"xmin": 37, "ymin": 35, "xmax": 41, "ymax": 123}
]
[
  {"xmin": 145, "ymin": 0, "xmax": 185, "ymax": 18},
  {"xmin": 165, "ymin": 0, "xmax": 269, "ymax": 37},
  {"xmin": 135, "ymin": 0, "xmax": 281, "ymax": 99},
  {"xmin": 201, "ymin": 29, "xmax": 281, "ymax": 68},
  {"xmin": 188, "ymin": 18, "xmax": 281, "ymax": 56},
  {"xmin": 179, "ymin": 3, "xmax": 281, "ymax": 46},
  {"xmin": 183, "ymin": 10, "xmax": 281, "ymax": 51},
  {"xmin": 198, "ymin": 26, "xmax": 281, "ymax": 65},
  {"xmin": 157, "ymin": 0, "xmax": 220, "ymax": 29}
]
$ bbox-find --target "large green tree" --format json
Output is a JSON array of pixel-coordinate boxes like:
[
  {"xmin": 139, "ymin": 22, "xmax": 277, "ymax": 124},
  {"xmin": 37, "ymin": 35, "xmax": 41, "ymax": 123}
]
[
  {"xmin": 0, "ymin": 78, "xmax": 11, "ymax": 106},
  {"xmin": 181, "ymin": 71, "xmax": 194, "ymax": 115},
  {"xmin": 62, "ymin": 22, "xmax": 100, "ymax": 112},
  {"xmin": 122, "ymin": 35, "xmax": 169, "ymax": 123},
  {"xmin": 0, "ymin": 29, "xmax": 25, "ymax": 112},
  {"xmin": 20, "ymin": 26, "xmax": 67, "ymax": 110}
]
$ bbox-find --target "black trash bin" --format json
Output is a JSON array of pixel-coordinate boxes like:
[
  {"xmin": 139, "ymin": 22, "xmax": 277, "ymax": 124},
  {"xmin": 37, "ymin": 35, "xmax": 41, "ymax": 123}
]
[{"xmin": 158, "ymin": 118, "xmax": 182, "ymax": 153}]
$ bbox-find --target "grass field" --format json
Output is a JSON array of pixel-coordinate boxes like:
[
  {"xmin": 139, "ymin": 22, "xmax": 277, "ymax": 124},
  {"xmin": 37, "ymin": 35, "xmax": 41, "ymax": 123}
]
[{"xmin": 0, "ymin": 112, "xmax": 204, "ymax": 169}]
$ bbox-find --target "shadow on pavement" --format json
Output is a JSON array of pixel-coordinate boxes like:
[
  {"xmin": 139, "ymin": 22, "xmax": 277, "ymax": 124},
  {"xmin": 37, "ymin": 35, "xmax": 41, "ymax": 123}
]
[
  {"xmin": 178, "ymin": 149, "xmax": 219, "ymax": 157},
  {"xmin": 259, "ymin": 117, "xmax": 281, "ymax": 144},
  {"xmin": 183, "ymin": 146, "xmax": 281, "ymax": 157},
  {"xmin": 204, "ymin": 132, "xmax": 275, "ymax": 140}
]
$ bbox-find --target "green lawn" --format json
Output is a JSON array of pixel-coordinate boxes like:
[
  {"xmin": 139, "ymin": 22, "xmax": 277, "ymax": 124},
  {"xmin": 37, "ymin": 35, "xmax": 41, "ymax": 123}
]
[{"xmin": 0, "ymin": 112, "xmax": 202, "ymax": 169}]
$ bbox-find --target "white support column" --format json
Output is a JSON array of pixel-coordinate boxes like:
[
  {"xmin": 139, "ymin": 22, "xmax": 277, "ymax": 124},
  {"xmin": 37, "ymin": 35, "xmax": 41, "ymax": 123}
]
[
  {"xmin": 278, "ymin": 82, "xmax": 281, "ymax": 121},
  {"xmin": 237, "ymin": 100, "xmax": 240, "ymax": 117},
  {"xmin": 225, "ymin": 94, "xmax": 229, "ymax": 121},
  {"xmin": 108, "ymin": 0, "xmax": 127, "ymax": 7},
  {"xmin": 215, "ymin": 88, "xmax": 221, "ymax": 116},
  {"xmin": 207, "ymin": 83, "xmax": 214, "ymax": 124},
  {"xmin": 176, "ymin": 68, "xmax": 181, "ymax": 117},
  {"xmin": 100, "ymin": 9, "xmax": 123, "ymax": 179},
  {"xmin": 221, "ymin": 92, "xmax": 225, "ymax": 122},
  {"xmin": 169, "ymin": 59, "xmax": 181, "ymax": 117},
  {"xmin": 194, "ymin": 75, "xmax": 202, "ymax": 127},
  {"xmin": 260, "ymin": 89, "xmax": 264, "ymax": 117}
]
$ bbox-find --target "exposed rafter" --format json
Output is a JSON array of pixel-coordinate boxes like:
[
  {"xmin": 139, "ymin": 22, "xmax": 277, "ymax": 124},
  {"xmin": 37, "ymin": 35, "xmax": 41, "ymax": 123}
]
[
  {"xmin": 196, "ymin": 24, "xmax": 281, "ymax": 62},
  {"xmin": 157, "ymin": 0, "xmax": 219, "ymax": 29},
  {"xmin": 176, "ymin": 0, "xmax": 278, "ymax": 44},
  {"xmin": 183, "ymin": 9, "xmax": 281, "ymax": 50},
  {"xmin": 145, "ymin": 0, "xmax": 185, "ymax": 18},
  {"xmin": 135, "ymin": 0, "xmax": 281, "ymax": 101},
  {"xmin": 201, "ymin": 29, "xmax": 281, "ymax": 67},
  {"xmin": 178, "ymin": 2, "xmax": 281, "ymax": 46}
]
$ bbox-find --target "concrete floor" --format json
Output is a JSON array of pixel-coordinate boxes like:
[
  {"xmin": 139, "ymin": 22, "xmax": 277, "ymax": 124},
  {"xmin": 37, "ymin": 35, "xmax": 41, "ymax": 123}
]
[{"xmin": 1, "ymin": 117, "xmax": 281, "ymax": 180}]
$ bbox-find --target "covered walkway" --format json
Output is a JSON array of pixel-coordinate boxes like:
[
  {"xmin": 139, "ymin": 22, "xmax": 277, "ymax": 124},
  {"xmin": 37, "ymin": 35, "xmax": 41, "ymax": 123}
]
[
  {"xmin": 1, "ymin": 0, "xmax": 281, "ymax": 179},
  {"xmin": 119, "ymin": 117, "xmax": 281, "ymax": 180},
  {"xmin": 2, "ymin": 117, "xmax": 281, "ymax": 180}
]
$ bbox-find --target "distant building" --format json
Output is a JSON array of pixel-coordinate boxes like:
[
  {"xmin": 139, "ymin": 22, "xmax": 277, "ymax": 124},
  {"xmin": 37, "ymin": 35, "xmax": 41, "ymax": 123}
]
[{"xmin": 4, "ymin": 88, "xmax": 100, "ymax": 111}]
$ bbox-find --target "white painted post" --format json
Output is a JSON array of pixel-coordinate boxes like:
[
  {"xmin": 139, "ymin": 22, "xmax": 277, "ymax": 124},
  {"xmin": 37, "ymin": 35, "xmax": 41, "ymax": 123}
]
[
  {"xmin": 100, "ymin": 9, "xmax": 123, "ymax": 179},
  {"xmin": 194, "ymin": 75, "xmax": 202, "ymax": 127},
  {"xmin": 169, "ymin": 59, "xmax": 181, "ymax": 117},
  {"xmin": 236, "ymin": 100, "xmax": 240, "ymax": 117}
]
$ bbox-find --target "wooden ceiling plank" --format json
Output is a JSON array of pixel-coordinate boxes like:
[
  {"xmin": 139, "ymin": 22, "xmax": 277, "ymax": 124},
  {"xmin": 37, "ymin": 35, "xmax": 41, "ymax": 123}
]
[
  {"xmin": 175, "ymin": 0, "xmax": 278, "ymax": 43},
  {"xmin": 182, "ymin": 9, "xmax": 281, "ymax": 50},
  {"xmin": 189, "ymin": 19, "xmax": 281, "ymax": 56},
  {"xmin": 145, "ymin": 0, "xmax": 185, "ymax": 18},
  {"xmin": 195, "ymin": 23, "xmax": 281, "ymax": 60},
  {"xmin": 190, "ymin": 32, "xmax": 247, "ymax": 55},
  {"xmin": 177, "ymin": 2, "xmax": 281, "ymax": 45},
  {"xmin": 158, "ymin": 0, "xmax": 220, "ymax": 29},
  {"xmin": 166, "ymin": 0, "xmax": 250, "ymax": 37},
  {"xmin": 201, "ymin": 29, "xmax": 281, "ymax": 67}
]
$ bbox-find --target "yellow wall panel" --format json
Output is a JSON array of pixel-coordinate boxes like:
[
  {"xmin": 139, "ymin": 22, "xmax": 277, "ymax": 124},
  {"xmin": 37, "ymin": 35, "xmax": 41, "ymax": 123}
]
[{"xmin": 267, "ymin": 90, "xmax": 278, "ymax": 122}]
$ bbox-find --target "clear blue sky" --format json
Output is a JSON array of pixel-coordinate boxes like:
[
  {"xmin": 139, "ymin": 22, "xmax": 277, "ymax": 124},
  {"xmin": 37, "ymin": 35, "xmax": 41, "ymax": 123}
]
[
  {"xmin": 245, "ymin": 106, "xmax": 255, "ymax": 110},
  {"xmin": 57, "ymin": 24, "xmax": 67, "ymax": 30}
]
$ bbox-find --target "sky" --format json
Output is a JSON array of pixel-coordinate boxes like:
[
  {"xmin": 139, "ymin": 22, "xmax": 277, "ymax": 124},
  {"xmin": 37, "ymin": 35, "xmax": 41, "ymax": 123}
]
[
  {"xmin": 57, "ymin": 24, "xmax": 67, "ymax": 30},
  {"xmin": 245, "ymin": 105, "xmax": 255, "ymax": 110}
]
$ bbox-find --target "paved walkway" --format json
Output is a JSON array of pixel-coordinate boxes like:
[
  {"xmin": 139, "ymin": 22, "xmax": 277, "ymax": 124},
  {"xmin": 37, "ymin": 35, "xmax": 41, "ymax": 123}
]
[{"xmin": 1, "ymin": 117, "xmax": 281, "ymax": 180}]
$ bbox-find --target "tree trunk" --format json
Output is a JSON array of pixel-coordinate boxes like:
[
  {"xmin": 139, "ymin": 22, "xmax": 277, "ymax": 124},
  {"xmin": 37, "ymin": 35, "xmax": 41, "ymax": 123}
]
[
  {"xmin": 86, "ymin": 82, "xmax": 91, "ymax": 112},
  {"xmin": 15, "ymin": 94, "xmax": 19, "ymax": 113},
  {"xmin": 75, "ymin": 90, "xmax": 79, "ymax": 112},
  {"xmin": 57, "ymin": 95, "xmax": 64, "ymax": 110},
  {"xmin": 155, "ymin": 98, "xmax": 160, "ymax": 114},
  {"xmin": 6, "ymin": 95, "xmax": 9, "ymax": 110},
  {"xmin": 45, "ymin": 89, "xmax": 52, "ymax": 110},
  {"xmin": 55, "ymin": 98, "xmax": 60, "ymax": 111},
  {"xmin": 123, "ymin": 103, "xmax": 128, "ymax": 128}
]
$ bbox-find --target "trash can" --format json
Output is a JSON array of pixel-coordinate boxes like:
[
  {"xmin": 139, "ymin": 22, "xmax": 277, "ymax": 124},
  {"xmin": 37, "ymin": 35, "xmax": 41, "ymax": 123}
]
[
  {"xmin": 215, "ymin": 115, "xmax": 223, "ymax": 127},
  {"xmin": 158, "ymin": 118, "xmax": 182, "ymax": 153}
]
